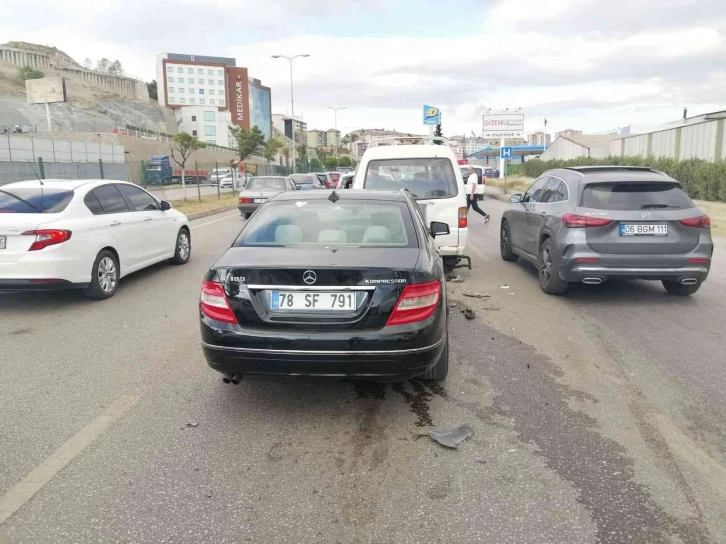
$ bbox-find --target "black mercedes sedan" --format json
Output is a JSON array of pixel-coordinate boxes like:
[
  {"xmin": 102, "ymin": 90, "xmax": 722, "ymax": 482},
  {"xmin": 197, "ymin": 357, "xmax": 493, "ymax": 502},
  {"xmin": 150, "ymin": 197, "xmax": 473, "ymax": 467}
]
[{"xmin": 200, "ymin": 189, "xmax": 450, "ymax": 383}]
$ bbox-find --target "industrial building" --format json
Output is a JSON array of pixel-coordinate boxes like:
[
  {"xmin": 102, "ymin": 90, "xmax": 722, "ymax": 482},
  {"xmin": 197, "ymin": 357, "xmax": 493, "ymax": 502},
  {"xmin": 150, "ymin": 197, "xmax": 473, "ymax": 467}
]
[{"xmin": 540, "ymin": 134, "xmax": 615, "ymax": 161}]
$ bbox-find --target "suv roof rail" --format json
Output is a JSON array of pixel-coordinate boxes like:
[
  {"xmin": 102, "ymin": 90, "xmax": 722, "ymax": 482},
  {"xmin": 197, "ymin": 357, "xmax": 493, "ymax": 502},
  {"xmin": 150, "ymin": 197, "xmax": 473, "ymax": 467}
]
[
  {"xmin": 564, "ymin": 166, "xmax": 662, "ymax": 174},
  {"xmin": 367, "ymin": 136, "xmax": 450, "ymax": 147}
]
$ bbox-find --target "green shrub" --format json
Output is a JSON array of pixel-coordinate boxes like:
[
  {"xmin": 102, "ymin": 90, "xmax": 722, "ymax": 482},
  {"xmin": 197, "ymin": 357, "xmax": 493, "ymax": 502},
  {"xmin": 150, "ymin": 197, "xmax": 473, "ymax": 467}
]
[
  {"xmin": 18, "ymin": 66, "xmax": 45, "ymax": 80},
  {"xmin": 523, "ymin": 156, "xmax": 726, "ymax": 202}
]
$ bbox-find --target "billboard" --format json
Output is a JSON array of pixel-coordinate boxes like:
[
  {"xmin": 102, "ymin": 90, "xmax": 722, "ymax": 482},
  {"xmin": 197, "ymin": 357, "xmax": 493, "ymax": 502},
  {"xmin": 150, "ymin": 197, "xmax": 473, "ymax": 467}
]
[
  {"xmin": 226, "ymin": 67, "xmax": 250, "ymax": 129},
  {"xmin": 483, "ymin": 113, "xmax": 524, "ymax": 138},
  {"xmin": 26, "ymin": 77, "xmax": 67, "ymax": 104},
  {"xmin": 248, "ymin": 82, "xmax": 272, "ymax": 140},
  {"xmin": 423, "ymin": 105, "xmax": 441, "ymax": 125}
]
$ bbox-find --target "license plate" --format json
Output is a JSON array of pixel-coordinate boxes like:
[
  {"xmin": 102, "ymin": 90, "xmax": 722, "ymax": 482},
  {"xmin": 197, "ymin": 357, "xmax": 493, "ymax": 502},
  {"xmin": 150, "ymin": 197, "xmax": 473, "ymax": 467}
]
[
  {"xmin": 271, "ymin": 291, "xmax": 356, "ymax": 311},
  {"xmin": 253, "ymin": 198, "xmax": 266, "ymax": 204},
  {"xmin": 0, "ymin": 236, "xmax": 5, "ymax": 250},
  {"xmin": 620, "ymin": 224, "xmax": 668, "ymax": 236}
]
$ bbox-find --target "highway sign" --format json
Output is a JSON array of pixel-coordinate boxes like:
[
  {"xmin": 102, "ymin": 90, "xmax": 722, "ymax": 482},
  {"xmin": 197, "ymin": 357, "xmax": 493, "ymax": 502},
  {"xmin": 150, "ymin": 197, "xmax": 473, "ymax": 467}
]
[
  {"xmin": 483, "ymin": 113, "xmax": 524, "ymax": 138},
  {"xmin": 423, "ymin": 105, "xmax": 441, "ymax": 125},
  {"xmin": 500, "ymin": 147, "xmax": 513, "ymax": 159}
]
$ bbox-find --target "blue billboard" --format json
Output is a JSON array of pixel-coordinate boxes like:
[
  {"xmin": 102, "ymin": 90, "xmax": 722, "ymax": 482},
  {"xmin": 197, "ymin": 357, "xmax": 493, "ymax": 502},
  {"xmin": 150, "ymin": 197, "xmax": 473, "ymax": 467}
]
[
  {"xmin": 248, "ymin": 83, "xmax": 272, "ymax": 141},
  {"xmin": 423, "ymin": 105, "xmax": 441, "ymax": 125}
]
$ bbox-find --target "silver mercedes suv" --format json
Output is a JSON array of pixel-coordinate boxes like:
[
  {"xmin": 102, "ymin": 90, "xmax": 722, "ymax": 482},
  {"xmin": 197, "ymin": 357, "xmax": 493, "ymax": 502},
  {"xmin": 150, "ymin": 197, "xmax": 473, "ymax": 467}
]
[{"xmin": 500, "ymin": 166, "xmax": 713, "ymax": 295}]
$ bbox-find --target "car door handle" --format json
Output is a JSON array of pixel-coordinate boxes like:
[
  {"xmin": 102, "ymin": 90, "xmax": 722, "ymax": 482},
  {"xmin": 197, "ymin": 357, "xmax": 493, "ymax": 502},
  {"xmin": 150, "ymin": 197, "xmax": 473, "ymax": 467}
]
[
  {"xmin": 144, "ymin": 217, "xmax": 153, "ymax": 222},
  {"xmin": 110, "ymin": 221, "xmax": 122, "ymax": 227}
]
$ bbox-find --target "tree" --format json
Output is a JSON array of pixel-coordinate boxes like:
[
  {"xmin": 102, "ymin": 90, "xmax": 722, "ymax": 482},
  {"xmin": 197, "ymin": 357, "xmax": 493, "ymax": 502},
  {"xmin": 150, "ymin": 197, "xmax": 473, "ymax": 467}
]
[
  {"xmin": 309, "ymin": 158, "xmax": 322, "ymax": 171},
  {"xmin": 338, "ymin": 155, "xmax": 352, "ymax": 168},
  {"xmin": 262, "ymin": 137, "xmax": 284, "ymax": 162},
  {"xmin": 146, "ymin": 80, "xmax": 158, "ymax": 101},
  {"xmin": 95, "ymin": 58, "xmax": 110, "ymax": 73},
  {"xmin": 297, "ymin": 143, "xmax": 308, "ymax": 170},
  {"xmin": 109, "ymin": 60, "xmax": 124, "ymax": 76},
  {"xmin": 324, "ymin": 156, "xmax": 339, "ymax": 170},
  {"xmin": 170, "ymin": 132, "xmax": 206, "ymax": 202},
  {"xmin": 317, "ymin": 149, "xmax": 329, "ymax": 165},
  {"xmin": 229, "ymin": 125, "xmax": 265, "ymax": 162},
  {"xmin": 84, "ymin": 58, "xmax": 93, "ymax": 70},
  {"xmin": 433, "ymin": 123, "xmax": 443, "ymax": 145},
  {"xmin": 280, "ymin": 146, "xmax": 291, "ymax": 175},
  {"xmin": 18, "ymin": 66, "xmax": 44, "ymax": 80}
]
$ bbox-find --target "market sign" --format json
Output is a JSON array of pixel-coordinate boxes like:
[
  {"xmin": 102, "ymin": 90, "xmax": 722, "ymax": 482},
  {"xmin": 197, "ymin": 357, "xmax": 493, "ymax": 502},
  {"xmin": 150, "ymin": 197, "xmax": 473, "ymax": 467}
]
[{"xmin": 483, "ymin": 113, "xmax": 524, "ymax": 139}]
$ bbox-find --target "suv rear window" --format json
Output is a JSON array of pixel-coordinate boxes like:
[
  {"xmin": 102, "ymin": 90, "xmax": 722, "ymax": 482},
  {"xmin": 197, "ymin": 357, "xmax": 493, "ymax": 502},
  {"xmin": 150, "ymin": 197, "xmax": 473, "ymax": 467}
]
[
  {"xmin": 582, "ymin": 182, "xmax": 694, "ymax": 210},
  {"xmin": 0, "ymin": 188, "xmax": 74, "ymax": 214},
  {"xmin": 364, "ymin": 158, "xmax": 458, "ymax": 199},
  {"xmin": 235, "ymin": 200, "xmax": 416, "ymax": 248}
]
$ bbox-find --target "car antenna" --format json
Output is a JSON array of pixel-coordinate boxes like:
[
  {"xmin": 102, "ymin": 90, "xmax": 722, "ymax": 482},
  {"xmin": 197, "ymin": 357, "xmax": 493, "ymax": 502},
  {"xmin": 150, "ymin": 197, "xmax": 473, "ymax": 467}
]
[
  {"xmin": 26, "ymin": 159, "xmax": 44, "ymax": 185},
  {"xmin": 328, "ymin": 190, "xmax": 339, "ymax": 203}
]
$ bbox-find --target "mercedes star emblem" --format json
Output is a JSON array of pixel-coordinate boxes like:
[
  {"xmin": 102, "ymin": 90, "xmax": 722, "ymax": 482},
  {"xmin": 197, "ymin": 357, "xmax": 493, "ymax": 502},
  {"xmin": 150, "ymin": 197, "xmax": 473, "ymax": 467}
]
[
  {"xmin": 303, "ymin": 270, "xmax": 317, "ymax": 285},
  {"xmin": 642, "ymin": 212, "xmax": 651, "ymax": 219}
]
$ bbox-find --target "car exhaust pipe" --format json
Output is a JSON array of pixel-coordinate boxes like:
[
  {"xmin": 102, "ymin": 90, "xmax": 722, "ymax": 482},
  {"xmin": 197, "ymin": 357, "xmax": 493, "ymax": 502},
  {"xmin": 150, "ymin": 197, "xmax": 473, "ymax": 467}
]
[
  {"xmin": 222, "ymin": 373, "xmax": 233, "ymax": 384},
  {"xmin": 582, "ymin": 277, "xmax": 603, "ymax": 285},
  {"xmin": 230, "ymin": 374, "xmax": 243, "ymax": 385},
  {"xmin": 680, "ymin": 278, "xmax": 698, "ymax": 285}
]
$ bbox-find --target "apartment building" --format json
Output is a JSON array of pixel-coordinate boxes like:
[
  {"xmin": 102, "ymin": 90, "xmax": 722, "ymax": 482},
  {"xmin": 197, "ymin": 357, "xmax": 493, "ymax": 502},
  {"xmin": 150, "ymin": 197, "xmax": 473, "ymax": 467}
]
[
  {"xmin": 528, "ymin": 132, "xmax": 552, "ymax": 147},
  {"xmin": 272, "ymin": 114, "xmax": 307, "ymax": 144},
  {"xmin": 307, "ymin": 130, "xmax": 326, "ymax": 149}
]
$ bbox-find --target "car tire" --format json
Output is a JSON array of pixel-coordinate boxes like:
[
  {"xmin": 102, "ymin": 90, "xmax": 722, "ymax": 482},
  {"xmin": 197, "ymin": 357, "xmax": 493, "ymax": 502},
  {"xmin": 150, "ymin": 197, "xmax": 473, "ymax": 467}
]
[
  {"xmin": 84, "ymin": 250, "xmax": 119, "ymax": 300},
  {"xmin": 170, "ymin": 228, "xmax": 191, "ymax": 265},
  {"xmin": 242, "ymin": 213, "xmax": 252, "ymax": 219},
  {"xmin": 500, "ymin": 221, "xmax": 518, "ymax": 262},
  {"xmin": 538, "ymin": 239, "xmax": 568, "ymax": 295},
  {"xmin": 420, "ymin": 337, "xmax": 449, "ymax": 381},
  {"xmin": 442, "ymin": 257, "xmax": 458, "ymax": 273},
  {"xmin": 662, "ymin": 280, "xmax": 702, "ymax": 296}
]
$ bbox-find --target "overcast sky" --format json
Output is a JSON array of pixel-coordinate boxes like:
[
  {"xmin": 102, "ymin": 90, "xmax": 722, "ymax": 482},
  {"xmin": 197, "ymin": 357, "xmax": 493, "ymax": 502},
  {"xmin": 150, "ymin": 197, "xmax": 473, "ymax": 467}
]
[{"xmin": 2, "ymin": 0, "xmax": 724, "ymax": 137}]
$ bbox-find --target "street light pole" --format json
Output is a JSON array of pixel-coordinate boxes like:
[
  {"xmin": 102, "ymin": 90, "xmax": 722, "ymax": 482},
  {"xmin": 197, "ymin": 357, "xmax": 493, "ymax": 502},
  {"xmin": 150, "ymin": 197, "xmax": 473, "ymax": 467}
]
[
  {"xmin": 272, "ymin": 54, "xmax": 310, "ymax": 174},
  {"xmin": 326, "ymin": 106, "xmax": 346, "ymax": 157}
]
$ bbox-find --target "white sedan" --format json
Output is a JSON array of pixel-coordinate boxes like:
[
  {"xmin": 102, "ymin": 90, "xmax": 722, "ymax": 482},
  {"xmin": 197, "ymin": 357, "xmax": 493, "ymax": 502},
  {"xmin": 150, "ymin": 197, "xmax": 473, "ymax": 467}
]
[{"xmin": 0, "ymin": 179, "xmax": 191, "ymax": 299}]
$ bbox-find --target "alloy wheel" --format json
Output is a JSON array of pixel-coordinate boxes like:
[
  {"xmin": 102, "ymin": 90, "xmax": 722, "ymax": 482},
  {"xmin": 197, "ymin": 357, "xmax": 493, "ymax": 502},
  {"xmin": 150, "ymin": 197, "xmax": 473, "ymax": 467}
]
[
  {"xmin": 178, "ymin": 232, "xmax": 190, "ymax": 261},
  {"xmin": 98, "ymin": 256, "xmax": 117, "ymax": 293},
  {"xmin": 540, "ymin": 246, "xmax": 552, "ymax": 284}
]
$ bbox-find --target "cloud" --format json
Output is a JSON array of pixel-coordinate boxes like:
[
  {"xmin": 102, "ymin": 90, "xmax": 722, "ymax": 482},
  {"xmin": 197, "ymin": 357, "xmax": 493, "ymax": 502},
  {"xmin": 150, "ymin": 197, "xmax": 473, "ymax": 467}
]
[{"xmin": 1, "ymin": 0, "xmax": 724, "ymax": 136}]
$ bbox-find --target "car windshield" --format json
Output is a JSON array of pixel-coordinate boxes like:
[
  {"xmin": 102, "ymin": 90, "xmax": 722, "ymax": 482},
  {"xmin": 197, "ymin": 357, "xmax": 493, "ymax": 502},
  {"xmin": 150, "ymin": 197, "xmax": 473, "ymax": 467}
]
[
  {"xmin": 246, "ymin": 178, "xmax": 286, "ymax": 190},
  {"xmin": 364, "ymin": 158, "xmax": 458, "ymax": 199},
  {"xmin": 0, "ymin": 188, "xmax": 74, "ymax": 214},
  {"xmin": 582, "ymin": 182, "xmax": 695, "ymax": 210},
  {"xmin": 290, "ymin": 175, "xmax": 319, "ymax": 187},
  {"xmin": 234, "ymin": 200, "xmax": 416, "ymax": 248}
]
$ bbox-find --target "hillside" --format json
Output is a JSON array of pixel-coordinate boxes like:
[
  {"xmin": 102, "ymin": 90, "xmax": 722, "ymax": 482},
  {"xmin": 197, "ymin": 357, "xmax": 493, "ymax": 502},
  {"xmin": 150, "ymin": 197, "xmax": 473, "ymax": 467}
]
[{"xmin": 0, "ymin": 55, "xmax": 168, "ymax": 133}]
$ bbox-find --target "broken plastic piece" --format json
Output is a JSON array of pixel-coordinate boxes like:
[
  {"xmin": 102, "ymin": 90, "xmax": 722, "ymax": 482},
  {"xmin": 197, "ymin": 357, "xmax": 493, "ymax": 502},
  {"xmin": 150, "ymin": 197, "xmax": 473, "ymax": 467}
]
[
  {"xmin": 446, "ymin": 275, "xmax": 465, "ymax": 283},
  {"xmin": 463, "ymin": 308, "xmax": 476, "ymax": 319},
  {"xmin": 463, "ymin": 292, "xmax": 490, "ymax": 298},
  {"xmin": 428, "ymin": 424, "xmax": 473, "ymax": 449}
]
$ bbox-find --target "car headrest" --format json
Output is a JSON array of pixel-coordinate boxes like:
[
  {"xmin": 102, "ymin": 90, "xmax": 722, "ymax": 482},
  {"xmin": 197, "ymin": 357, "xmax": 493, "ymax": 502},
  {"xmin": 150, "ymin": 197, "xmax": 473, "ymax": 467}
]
[
  {"xmin": 363, "ymin": 225, "xmax": 392, "ymax": 244},
  {"xmin": 274, "ymin": 225, "xmax": 303, "ymax": 243},
  {"xmin": 318, "ymin": 230, "xmax": 347, "ymax": 244}
]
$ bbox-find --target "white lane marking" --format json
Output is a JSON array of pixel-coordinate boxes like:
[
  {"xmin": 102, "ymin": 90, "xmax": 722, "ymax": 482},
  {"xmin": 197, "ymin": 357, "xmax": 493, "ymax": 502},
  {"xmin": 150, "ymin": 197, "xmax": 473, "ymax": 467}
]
[
  {"xmin": 191, "ymin": 212, "xmax": 241, "ymax": 230},
  {"xmin": 0, "ymin": 392, "xmax": 140, "ymax": 526}
]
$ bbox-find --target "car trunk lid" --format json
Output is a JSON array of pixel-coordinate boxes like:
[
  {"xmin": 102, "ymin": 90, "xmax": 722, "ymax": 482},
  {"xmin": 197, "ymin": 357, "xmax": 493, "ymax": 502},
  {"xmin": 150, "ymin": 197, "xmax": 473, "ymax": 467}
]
[
  {"xmin": 212, "ymin": 247, "xmax": 420, "ymax": 330},
  {"xmin": 0, "ymin": 215, "xmax": 58, "ymax": 263}
]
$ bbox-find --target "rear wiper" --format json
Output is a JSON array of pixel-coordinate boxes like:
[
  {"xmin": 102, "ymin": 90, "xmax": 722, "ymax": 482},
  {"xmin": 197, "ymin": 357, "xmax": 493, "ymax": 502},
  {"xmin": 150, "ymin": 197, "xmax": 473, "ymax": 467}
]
[{"xmin": 640, "ymin": 204, "xmax": 680, "ymax": 209}]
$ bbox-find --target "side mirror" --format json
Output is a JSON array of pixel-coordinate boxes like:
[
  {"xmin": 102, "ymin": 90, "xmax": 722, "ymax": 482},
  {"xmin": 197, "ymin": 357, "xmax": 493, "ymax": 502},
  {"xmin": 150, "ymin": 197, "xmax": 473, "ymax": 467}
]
[
  {"xmin": 430, "ymin": 221, "xmax": 450, "ymax": 238},
  {"xmin": 160, "ymin": 200, "xmax": 172, "ymax": 211},
  {"xmin": 509, "ymin": 194, "xmax": 523, "ymax": 204}
]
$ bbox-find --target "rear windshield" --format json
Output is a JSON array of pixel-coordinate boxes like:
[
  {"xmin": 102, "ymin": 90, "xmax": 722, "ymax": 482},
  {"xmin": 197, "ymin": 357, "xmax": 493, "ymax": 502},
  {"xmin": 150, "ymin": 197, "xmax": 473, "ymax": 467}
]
[
  {"xmin": 0, "ymin": 188, "xmax": 74, "ymax": 214},
  {"xmin": 247, "ymin": 178, "xmax": 286, "ymax": 190},
  {"xmin": 234, "ymin": 200, "xmax": 417, "ymax": 248},
  {"xmin": 290, "ymin": 175, "xmax": 319, "ymax": 186},
  {"xmin": 582, "ymin": 182, "xmax": 694, "ymax": 210},
  {"xmin": 315, "ymin": 174, "xmax": 327, "ymax": 184},
  {"xmin": 364, "ymin": 158, "xmax": 458, "ymax": 199}
]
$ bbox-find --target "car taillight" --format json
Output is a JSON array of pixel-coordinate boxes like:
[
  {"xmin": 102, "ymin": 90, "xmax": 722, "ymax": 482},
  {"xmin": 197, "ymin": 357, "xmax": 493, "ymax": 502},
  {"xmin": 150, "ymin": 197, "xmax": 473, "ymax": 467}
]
[
  {"xmin": 679, "ymin": 215, "xmax": 710, "ymax": 228},
  {"xmin": 22, "ymin": 229, "xmax": 72, "ymax": 251},
  {"xmin": 562, "ymin": 214, "xmax": 613, "ymax": 228},
  {"xmin": 239, "ymin": 198, "xmax": 253, "ymax": 204},
  {"xmin": 386, "ymin": 281, "xmax": 441, "ymax": 326},
  {"xmin": 688, "ymin": 257, "xmax": 710, "ymax": 264},
  {"xmin": 458, "ymin": 207, "xmax": 467, "ymax": 228},
  {"xmin": 200, "ymin": 280, "xmax": 238, "ymax": 323}
]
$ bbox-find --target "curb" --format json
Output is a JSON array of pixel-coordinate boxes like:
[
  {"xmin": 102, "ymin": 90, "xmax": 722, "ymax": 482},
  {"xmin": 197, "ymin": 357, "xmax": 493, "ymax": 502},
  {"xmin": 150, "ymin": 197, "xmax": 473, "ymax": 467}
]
[
  {"xmin": 187, "ymin": 205, "xmax": 238, "ymax": 221},
  {"xmin": 485, "ymin": 191, "xmax": 512, "ymax": 203}
]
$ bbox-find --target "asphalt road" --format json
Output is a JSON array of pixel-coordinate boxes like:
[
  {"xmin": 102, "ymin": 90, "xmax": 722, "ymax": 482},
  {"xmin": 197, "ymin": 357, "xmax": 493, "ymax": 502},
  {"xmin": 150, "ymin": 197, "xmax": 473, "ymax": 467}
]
[{"xmin": 1, "ymin": 200, "xmax": 724, "ymax": 543}]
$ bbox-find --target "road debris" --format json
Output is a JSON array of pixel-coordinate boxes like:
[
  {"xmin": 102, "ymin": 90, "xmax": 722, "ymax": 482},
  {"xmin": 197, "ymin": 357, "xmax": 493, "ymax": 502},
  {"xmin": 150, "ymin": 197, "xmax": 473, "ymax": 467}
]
[
  {"xmin": 446, "ymin": 275, "xmax": 465, "ymax": 283},
  {"xmin": 463, "ymin": 292, "xmax": 491, "ymax": 299},
  {"xmin": 185, "ymin": 422, "xmax": 199, "ymax": 428},
  {"xmin": 463, "ymin": 308, "xmax": 477, "ymax": 320},
  {"xmin": 449, "ymin": 303, "xmax": 459, "ymax": 309},
  {"xmin": 427, "ymin": 424, "xmax": 474, "ymax": 449},
  {"xmin": 500, "ymin": 285, "xmax": 510, "ymax": 289}
]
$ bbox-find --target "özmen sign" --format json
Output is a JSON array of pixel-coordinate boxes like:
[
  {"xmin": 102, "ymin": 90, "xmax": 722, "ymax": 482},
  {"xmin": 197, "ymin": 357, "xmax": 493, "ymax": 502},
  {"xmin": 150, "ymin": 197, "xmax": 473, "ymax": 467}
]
[{"xmin": 483, "ymin": 113, "xmax": 524, "ymax": 139}]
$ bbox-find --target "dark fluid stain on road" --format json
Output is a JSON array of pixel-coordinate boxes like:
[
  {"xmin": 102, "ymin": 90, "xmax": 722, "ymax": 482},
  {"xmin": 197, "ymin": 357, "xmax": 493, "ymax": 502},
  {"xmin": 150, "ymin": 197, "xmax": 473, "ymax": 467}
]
[
  {"xmin": 347, "ymin": 380, "xmax": 386, "ymax": 399},
  {"xmin": 9, "ymin": 328, "xmax": 32, "ymax": 335},
  {"xmin": 454, "ymin": 313, "xmax": 712, "ymax": 544},
  {"xmin": 392, "ymin": 380, "xmax": 435, "ymax": 427}
]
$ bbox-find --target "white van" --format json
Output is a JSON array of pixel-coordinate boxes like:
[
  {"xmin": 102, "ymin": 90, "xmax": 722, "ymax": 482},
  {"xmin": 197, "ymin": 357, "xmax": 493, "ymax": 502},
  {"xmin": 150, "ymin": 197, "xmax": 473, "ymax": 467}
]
[{"xmin": 352, "ymin": 137, "xmax": 470, "ymax": 271}]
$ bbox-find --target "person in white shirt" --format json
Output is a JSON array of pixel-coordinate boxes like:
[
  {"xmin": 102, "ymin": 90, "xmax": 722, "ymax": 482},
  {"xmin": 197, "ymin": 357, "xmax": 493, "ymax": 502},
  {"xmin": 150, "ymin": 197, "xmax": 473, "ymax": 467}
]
[{"xmin": 466, "ymin": 166, "xmax": 490, "ymax": 223}]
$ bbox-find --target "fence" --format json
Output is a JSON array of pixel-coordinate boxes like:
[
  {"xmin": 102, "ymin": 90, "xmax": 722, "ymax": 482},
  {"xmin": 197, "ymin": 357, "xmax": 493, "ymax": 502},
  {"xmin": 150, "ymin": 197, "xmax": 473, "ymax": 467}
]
[
  {"xmin": 0, "ymin": 158, "xmax": 127, "ymax": 186},
  {"xmin": 0, "ymin": 134, "xmax": 125, "ymax": 163}
]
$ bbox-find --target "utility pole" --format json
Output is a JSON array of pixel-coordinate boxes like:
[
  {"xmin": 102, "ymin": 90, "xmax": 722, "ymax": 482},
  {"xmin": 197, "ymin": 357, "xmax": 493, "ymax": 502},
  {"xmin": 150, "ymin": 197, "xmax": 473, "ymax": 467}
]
[
  {"xmin": 272, "ymin": 54, "xmax": 310, "ymax": 173},
  {"xmin": 326, "ymin": 106, "xmax": 346, "ymax": 157}
]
